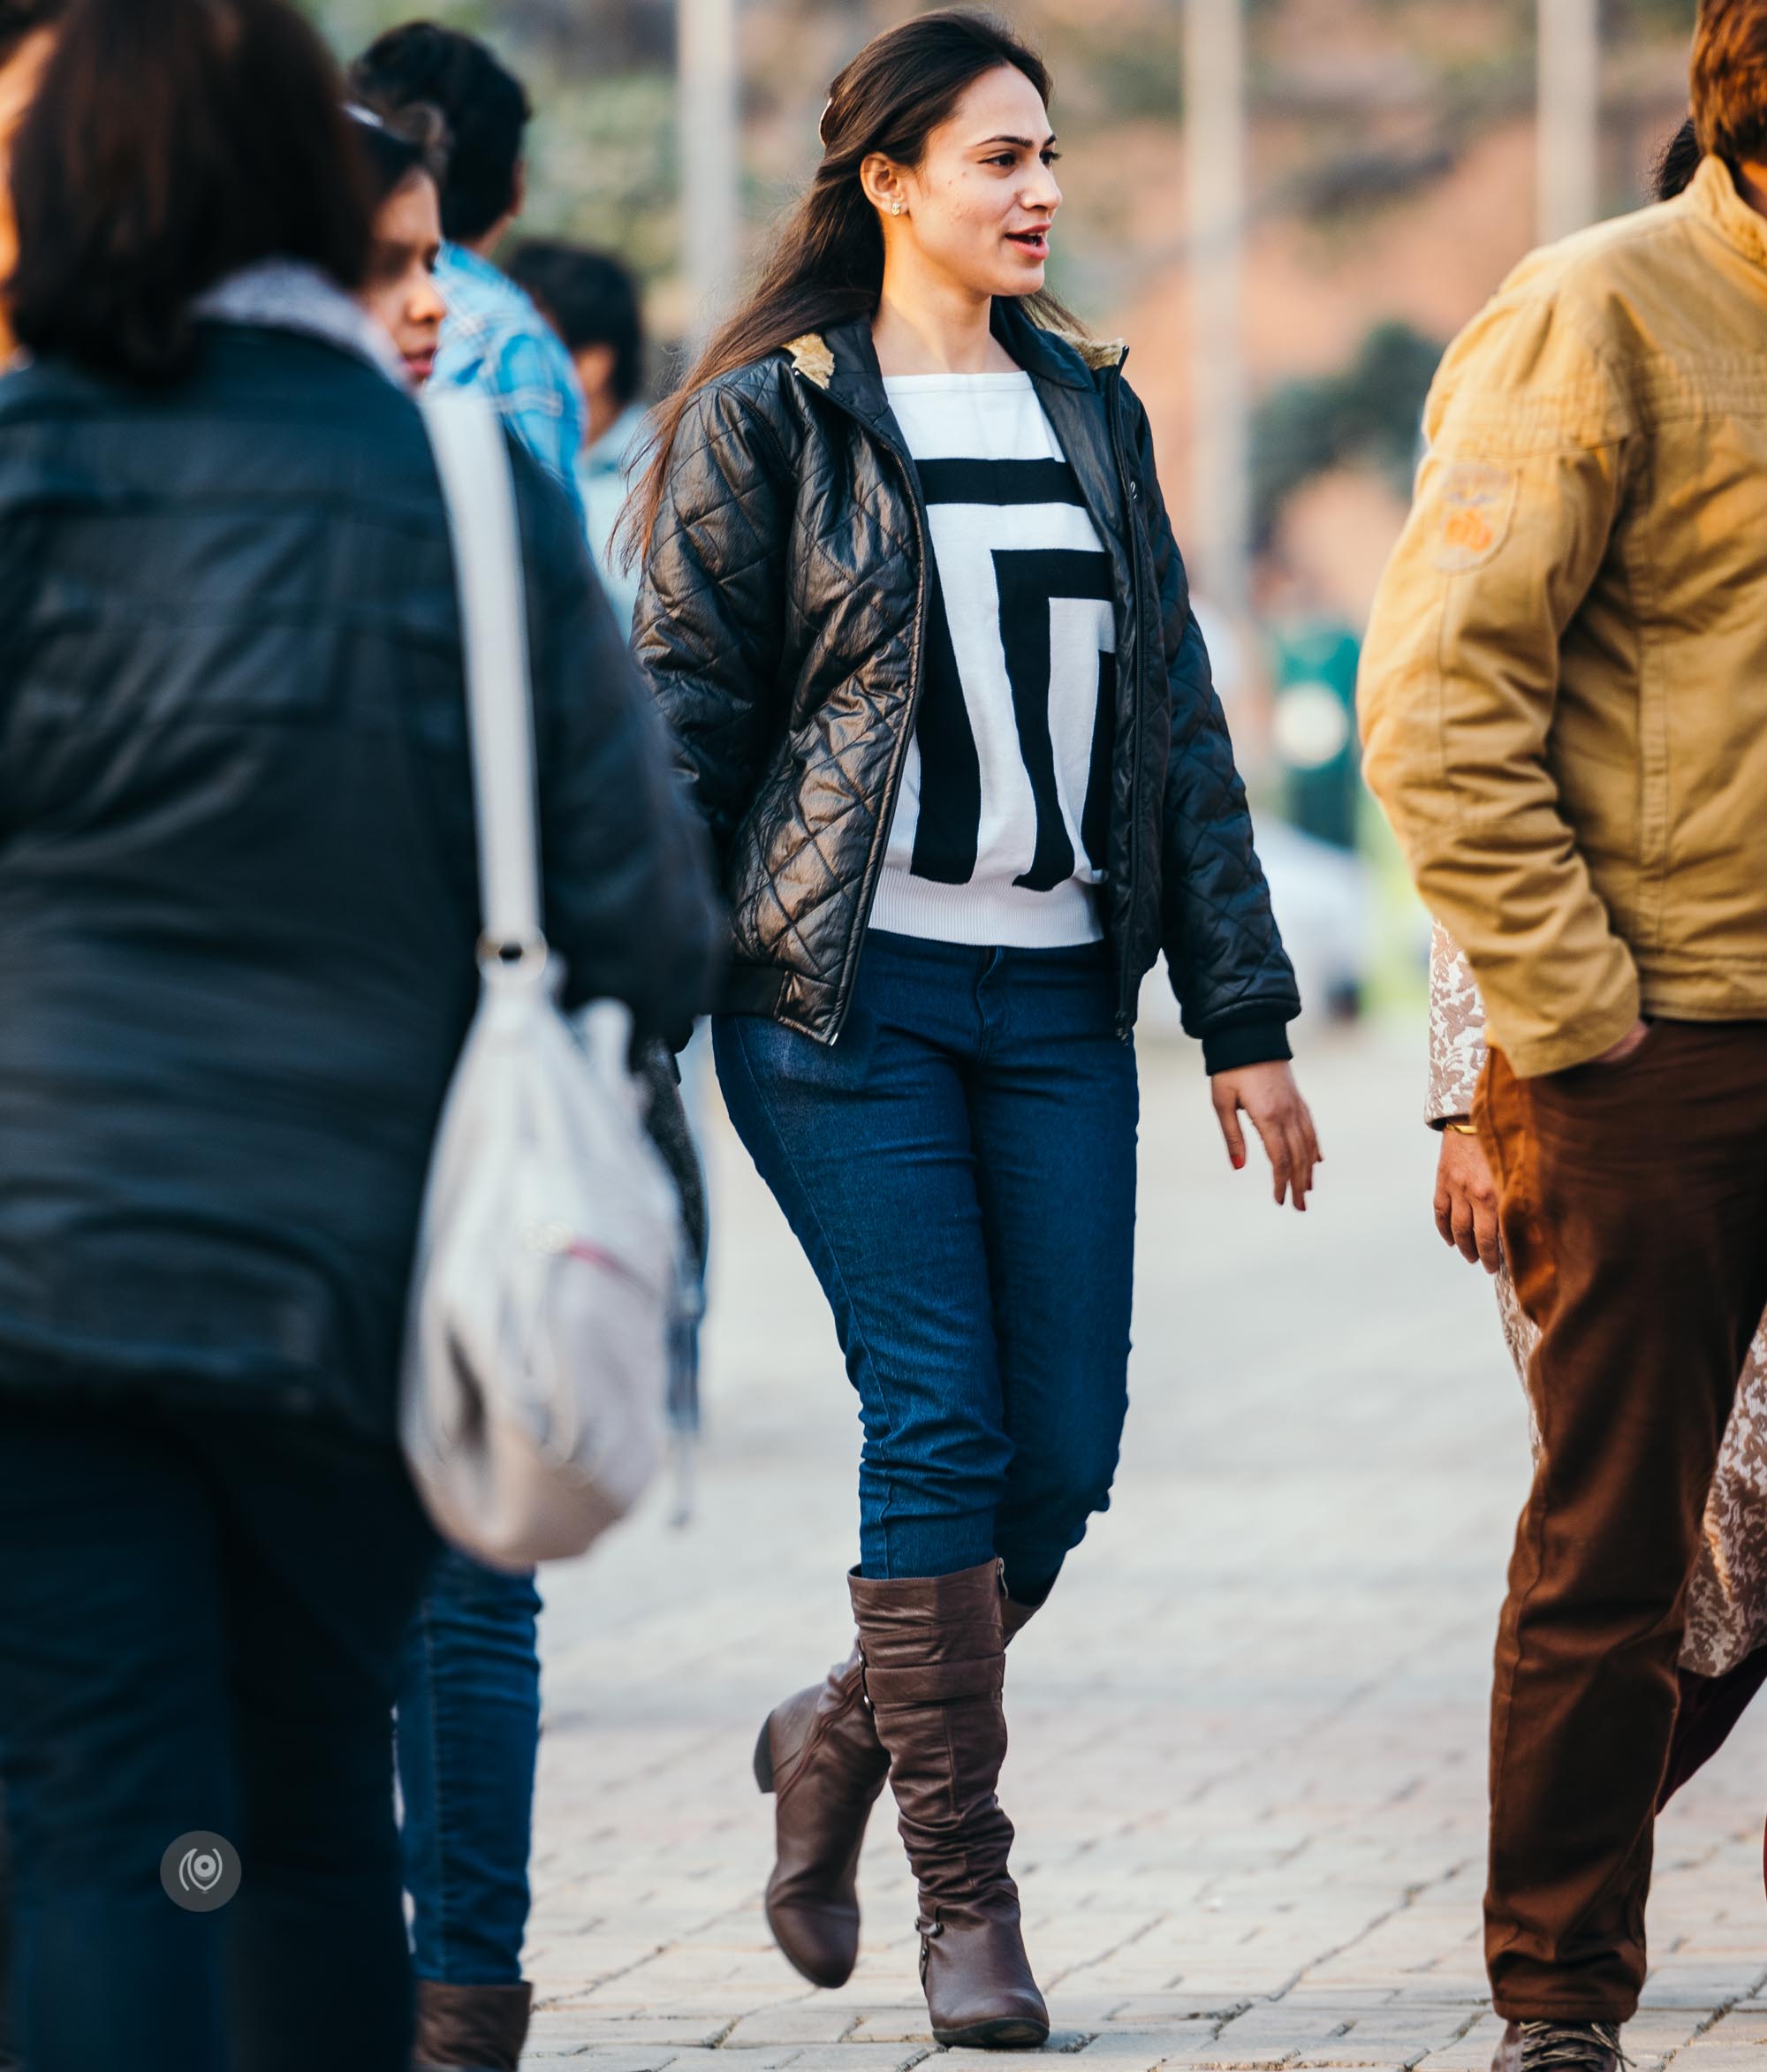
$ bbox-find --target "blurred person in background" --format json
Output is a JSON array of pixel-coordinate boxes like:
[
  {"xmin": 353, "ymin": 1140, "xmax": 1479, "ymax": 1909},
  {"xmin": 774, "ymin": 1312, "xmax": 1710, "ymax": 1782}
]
[
  {"xmin": 0, "ymin": 0, "xmax": 57, "ymax": 2046},
  {"xmin": 0, "ymin": 11, "xmax": 56, "ymax": 2067},
  {"xmin": 507, "ymin": 237, "xmax": 715, "ymax": 1515},
  {"xmin": 345, "ymin": 27, "xmax": 597, "ymax": 2069},
  {"xmin": 0, "ymin": 6, "xmax": 715, "ymax": 2072},
  {"xmin": 1423, "ymin": 114, "xmax": 1767, "ymax": 1876},
  {"xmin": 508, "ymin": 241, "xmax": 648, "ymax": 629},
  {"xmin": 1361, "ymin": 4, "xmax": 1767, "ymax": 2064},
  {"xmin": 348, "ymin": 97, "xmax": 448, "ymax": 389},
  {"xmin": 631, "ymin": 8, "xmax": 1314, "ymax": 2047},
  {"xmin": 351, "ymin": 22, "xmax": 586, "ymax": 520}
]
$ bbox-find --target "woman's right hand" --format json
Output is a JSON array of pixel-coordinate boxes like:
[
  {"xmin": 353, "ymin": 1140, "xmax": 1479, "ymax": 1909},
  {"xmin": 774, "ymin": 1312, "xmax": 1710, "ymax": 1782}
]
[{"xmin": 1433, "ymin": 1127, "xmax": 1502, "ymax": 1274}]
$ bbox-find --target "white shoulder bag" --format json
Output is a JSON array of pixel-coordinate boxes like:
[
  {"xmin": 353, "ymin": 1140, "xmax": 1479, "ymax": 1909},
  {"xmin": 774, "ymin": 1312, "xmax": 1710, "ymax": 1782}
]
[{"xmin": 400, "ymin": 390, "xmax": 679, "ymax": 1570}]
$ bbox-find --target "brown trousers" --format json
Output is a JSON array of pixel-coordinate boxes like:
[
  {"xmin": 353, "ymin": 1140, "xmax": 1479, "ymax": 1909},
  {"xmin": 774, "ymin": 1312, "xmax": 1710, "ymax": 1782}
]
[{"xmin": 1476, "ymin": 1023, "xmax": 1767, "ymax": 2021}]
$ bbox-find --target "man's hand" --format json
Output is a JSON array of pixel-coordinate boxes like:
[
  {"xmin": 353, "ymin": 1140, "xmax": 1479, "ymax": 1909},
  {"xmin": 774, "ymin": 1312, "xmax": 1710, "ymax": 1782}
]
[
  {"xmin": 1433, "ymin": 1127, "xmax": 1502, "ymax": 1272},
  {"xmin": 1210, "ymin": 1061, "xmax": 1322, "ymax": 1211},
  {"xmin": 1593, "ymin": 1017, "xmax": 1650, "ymax": 1066}
]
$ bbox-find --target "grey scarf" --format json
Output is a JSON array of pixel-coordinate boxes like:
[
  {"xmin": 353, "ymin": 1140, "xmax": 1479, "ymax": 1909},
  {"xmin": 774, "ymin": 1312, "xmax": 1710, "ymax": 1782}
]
[{"xmin": 193, "ymin": 259, "xmax": 410, "ymax": 391}]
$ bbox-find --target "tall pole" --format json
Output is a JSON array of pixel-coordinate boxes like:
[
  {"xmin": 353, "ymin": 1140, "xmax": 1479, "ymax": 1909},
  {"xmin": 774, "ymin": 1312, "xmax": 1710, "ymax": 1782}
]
[
  {"xmin": 1537, "ymin": 0, "xmax": 1600, "ymax": 242},
  {"xmin": 679, "ymin": 0, "xmax": 739, "ymax": 354},
  {"xmin": 1185, "ymin": 0, "xmax": 1249, "ymax": 626}
]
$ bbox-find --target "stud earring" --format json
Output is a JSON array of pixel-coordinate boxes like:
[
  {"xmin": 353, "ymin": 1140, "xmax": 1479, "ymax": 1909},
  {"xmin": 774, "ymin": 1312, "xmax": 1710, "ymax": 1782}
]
[{"xmin": 892, "ymin": 201, "xmax": 905, "ymax": 216}]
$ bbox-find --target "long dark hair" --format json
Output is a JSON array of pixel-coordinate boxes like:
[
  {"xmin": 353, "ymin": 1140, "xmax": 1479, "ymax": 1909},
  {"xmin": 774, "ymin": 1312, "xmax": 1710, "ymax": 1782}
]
[
  {"xmin": 1651, "ymin": 115, "xmax": 1702, "ymax": 202},
  {"xmin": 626, "ymin": 9, "xmax": 1073, "ymax": 561},
  {"xmin": 8, "ymin": 0, "xmax": 373, "ymax": 384}
]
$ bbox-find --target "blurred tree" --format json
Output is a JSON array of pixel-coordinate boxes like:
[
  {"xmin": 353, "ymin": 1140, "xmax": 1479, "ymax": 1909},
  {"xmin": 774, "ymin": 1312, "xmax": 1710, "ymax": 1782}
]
[
  {"xmin": 300, "ymin": 0, "xmax": 1688, "ymax": 463},
  {"xmin": 306, "ymin": 0, "xmax": 681, "ymax": 310},
  {"xmin": 1251, "ymin": 320, "xmax": 1442, "ymax": 549},
  {"xmin": 522, "ymin": 74, "xmax": 678, "ymax": 271},
  {"xmin": 1612, "ymin": 0, "xmax": 1694, "ymax": 29}
]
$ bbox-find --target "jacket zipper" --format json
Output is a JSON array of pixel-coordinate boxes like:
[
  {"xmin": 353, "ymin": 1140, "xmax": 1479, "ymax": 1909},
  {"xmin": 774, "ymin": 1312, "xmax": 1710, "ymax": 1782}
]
[
  {"xmin": 1105, "ymin": 356, "xmax": 1143, "ymax": 1044},
  {"xmin": 800, "ymin": 380, "xmax": 933, "ymax": 1045},
  {"xmin": 796, "ymin": 353, "xmax": 1143, "ymax": 1047}
]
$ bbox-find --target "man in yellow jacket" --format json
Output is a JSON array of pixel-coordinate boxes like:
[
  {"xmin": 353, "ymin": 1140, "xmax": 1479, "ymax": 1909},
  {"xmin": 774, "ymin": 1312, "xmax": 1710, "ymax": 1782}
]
[{"xmin": 1361, "ymin": 7, "xmax": 1767, "ymax": 2068}]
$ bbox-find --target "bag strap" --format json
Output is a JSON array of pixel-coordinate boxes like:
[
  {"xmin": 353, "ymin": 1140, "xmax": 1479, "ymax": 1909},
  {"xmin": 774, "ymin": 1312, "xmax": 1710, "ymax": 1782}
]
[{"xmin": 418, "ymin": 390, "xmax": 544, "ymax": 962}]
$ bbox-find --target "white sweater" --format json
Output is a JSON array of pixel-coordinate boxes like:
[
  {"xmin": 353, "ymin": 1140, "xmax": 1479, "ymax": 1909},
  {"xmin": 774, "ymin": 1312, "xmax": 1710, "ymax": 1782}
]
[{"xmin": 871, "ymin": 371, "xmax": 1114, "ymax": 949}]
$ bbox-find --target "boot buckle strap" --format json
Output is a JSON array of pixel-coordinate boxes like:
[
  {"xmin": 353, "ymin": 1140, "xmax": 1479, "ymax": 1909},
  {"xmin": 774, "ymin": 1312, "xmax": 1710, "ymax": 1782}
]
[{"xmin": 861, "ymin": 1658, "xmax": 1000, "ymax": 1707}]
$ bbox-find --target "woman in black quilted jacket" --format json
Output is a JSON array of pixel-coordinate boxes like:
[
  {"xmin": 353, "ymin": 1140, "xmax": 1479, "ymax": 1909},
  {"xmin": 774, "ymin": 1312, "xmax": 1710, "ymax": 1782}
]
[
  {"xmin": 630, "ymin": 9, "xmax": 1319, "ymax": 2046},
  {"xmin": 0, "ymin": 3, "xmax": 715, "ymax": 2067}
]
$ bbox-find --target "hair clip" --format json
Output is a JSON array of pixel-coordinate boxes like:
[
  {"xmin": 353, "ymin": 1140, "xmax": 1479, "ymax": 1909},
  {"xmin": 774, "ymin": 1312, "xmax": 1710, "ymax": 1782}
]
[
  {"xmin": 344, "ymin": 101, "xmax": 387, "ymax": 130},
  {"xmin": 817, "ymin": 95, "xmax": 835, "ymax": 147}
]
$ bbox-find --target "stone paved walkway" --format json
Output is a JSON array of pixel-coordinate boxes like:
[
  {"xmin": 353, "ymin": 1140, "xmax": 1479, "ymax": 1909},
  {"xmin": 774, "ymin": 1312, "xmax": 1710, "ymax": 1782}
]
[{"xmin": 520, "ymin": 1022, "xmax": 1767, "ymax": 2072}]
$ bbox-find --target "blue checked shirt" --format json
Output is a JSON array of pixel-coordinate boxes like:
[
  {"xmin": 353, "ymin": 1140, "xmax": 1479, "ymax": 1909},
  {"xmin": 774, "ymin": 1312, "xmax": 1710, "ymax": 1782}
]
[{"xmin": 434, "ymin": 244, "xmax": 588, "ymax": 526}]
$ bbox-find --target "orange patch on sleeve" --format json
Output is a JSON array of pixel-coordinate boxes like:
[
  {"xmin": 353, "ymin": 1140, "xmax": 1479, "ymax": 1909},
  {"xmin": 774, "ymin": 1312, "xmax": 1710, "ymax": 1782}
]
[{"xmin": 1430, "ymin": 459, "xmax": 1518, "ymax": 573}]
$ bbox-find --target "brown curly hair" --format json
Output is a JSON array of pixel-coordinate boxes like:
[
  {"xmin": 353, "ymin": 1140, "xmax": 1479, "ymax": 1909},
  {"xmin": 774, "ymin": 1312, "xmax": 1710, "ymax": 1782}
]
[{"xmin": 1692, "ymin": 0, "xmax": 1767, "ymax": 166}]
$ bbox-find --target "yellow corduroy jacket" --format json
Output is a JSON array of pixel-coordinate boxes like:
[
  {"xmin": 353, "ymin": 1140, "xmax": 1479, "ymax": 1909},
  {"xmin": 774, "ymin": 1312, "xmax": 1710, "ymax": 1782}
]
[{"xmin": 1359, "ymin": 154, "xmax": 1767, "ymax": 1078}]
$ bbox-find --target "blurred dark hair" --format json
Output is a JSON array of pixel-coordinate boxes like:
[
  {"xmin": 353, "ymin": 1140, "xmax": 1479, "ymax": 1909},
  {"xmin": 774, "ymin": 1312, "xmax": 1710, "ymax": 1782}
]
[
  {"xmin": 1692, "ymin": 0, "xmax": 1767, "ymax": 166},
  {"xmin": 1650, "ymin": 115, "xmax": 1703, "ymax": 201},
  {"xmin": 348, "ymin": 96, "xmax": 450, "ymax": 209},
  {"xmin": 507, "ymin": 241, "xmax": 643, "ymax": 405},
  {"xmin": 8, "ymin": 0, "xmax": 372, "ymax": 384},
  {"xmin": 626, "ymin": 9, "xmax": 1071, "ymax": 562},
  {"xmin": 349, "ymin": 22, "xmax": 528, "ymax": 245},
  {"xmin": 0, "ymin": 0, "xmax": 60, "ymax": 58}
]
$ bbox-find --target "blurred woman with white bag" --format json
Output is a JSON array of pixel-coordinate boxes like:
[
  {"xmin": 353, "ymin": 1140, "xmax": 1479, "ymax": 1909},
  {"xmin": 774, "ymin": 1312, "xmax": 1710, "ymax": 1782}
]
[{"xmin": 0, "ymin": 3, "xmax": 716, "ymax": 2065}]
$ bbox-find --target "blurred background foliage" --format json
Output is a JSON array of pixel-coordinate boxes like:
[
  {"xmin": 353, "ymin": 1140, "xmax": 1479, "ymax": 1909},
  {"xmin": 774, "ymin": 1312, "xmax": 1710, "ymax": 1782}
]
[{"xmin": 304, "ymin": 0, "xmax": 1695, "ymax": 619}]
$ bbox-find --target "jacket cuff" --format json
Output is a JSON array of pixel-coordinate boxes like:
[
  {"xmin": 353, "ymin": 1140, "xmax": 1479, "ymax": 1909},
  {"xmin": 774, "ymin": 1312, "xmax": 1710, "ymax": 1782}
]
[{"xmin": 1202, "ymin": 1017, "xmax": 1293, "ymax": 1075}]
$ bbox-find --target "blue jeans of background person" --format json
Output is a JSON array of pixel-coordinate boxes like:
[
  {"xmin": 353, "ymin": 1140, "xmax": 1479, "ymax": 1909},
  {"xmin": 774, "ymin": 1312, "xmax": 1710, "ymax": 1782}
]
[
  {"xmin": 0, "ymin": 1393, "xmax": 436, "ymax": 2072},
  {"xmin": 714, "ymin": 930, "xmax": 1138, "ymax": 1605},
  {"xmin": 397, "ymin": 1550, "xmax": 542, "ymax": 1985}
]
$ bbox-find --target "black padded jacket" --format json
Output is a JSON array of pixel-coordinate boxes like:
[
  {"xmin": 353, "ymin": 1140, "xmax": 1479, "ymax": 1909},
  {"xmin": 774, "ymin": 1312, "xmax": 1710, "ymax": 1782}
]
[
  {"xmin": 633, "ymin": 300, "xmax": 1300, "ymax": 1069},
  {"xmin": 0, "ymin": 322, "xmax": 717, "ymax": 1437}
]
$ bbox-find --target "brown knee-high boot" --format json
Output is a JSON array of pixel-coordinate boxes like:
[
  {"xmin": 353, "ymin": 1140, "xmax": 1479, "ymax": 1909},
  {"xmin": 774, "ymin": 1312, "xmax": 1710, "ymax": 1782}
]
[
  {"xmin": 754, "ymin": 1642, "xmax": 891, "ymax": 1985},
  {"xmin": 850, "ymin": 1561, "xmax": 1049, "ymax": 2049},
  {"xmin": 755, "ymin": 1593, "xmax": 1041, "ymax": 1990}
]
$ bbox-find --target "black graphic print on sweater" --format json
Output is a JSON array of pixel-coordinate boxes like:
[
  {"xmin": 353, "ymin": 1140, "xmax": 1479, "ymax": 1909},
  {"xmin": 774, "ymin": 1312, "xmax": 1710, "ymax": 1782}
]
[{"xmin": 874, "ymin": 373, "xmax": 1116, "ymax": 950}]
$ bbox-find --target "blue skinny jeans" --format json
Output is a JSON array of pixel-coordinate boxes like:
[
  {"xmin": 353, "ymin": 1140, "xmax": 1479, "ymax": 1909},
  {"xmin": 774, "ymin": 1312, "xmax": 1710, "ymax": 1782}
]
[
  {"xmin": 714, "ymin": 930, "xmax": 1138, "ymax": 1606},
  {"xmin": 396, "ymin": 1551, "xmax": 542, "ymax": 1985}
]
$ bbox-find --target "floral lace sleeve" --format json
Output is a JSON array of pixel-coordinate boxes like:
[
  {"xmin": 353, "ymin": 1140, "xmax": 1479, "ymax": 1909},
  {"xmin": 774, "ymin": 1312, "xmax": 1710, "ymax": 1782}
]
[
  {"xmin": 1429, "ymin": 906, "xmax": 1767, "ymax": 1678},
  {"xmin": 1428, "ymin": 921, "xmax": 1488, "ymax": 1125}
]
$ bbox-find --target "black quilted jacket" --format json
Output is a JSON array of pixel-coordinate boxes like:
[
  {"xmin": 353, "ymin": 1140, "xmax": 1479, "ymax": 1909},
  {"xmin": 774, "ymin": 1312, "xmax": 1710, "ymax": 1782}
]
[{"xmin": 634, "ymin": 300, "xmax": 1300, "ymax": 1072}]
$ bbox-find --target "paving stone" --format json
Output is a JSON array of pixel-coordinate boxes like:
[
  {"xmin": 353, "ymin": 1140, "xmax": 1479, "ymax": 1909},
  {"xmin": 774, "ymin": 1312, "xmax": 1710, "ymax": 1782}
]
[
  {"xmin": 783, "ymin": 2055, "xmax": 934, "ymax": 2072},
  {"xmin": 844, "ymin": 2014, "xmax": 938, "ymax": 2045},
  {"xmin": 1079, "ymin": 2025, "xmax": 1218, "ymax": 2057},
  {"xmin": 1413, "ymin": 2012, "xmax": 1505, "ymax": 2072},
  {"xmin": 1691, "ymin": 2013, "xmax": 1767, "ymax": 2048},
  {"xmin": 715, "ymin": 2009, "xmax": 872, "ymax": 2045},
  {"xmin": 525, "ymin": 2052, "xmax": 664, "ymax": 2070},
  {"xmin": 527, "ymin": 2016, "xmax": 742, "ymax": 2045}
]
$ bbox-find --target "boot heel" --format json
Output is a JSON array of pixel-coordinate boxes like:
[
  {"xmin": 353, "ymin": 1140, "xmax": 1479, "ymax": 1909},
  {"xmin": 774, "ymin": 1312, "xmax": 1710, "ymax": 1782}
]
[{"xmin": 754, "ymin": 1716, "xmax": 777, "ymax": 1794}]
